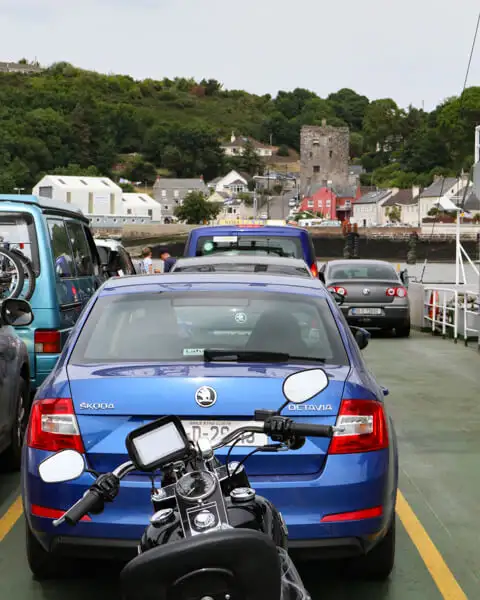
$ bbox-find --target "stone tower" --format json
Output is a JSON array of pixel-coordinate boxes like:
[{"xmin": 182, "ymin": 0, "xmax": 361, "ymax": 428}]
[{"xmin": 300, "ymin": 121, "xmax": 350, "ymax": 196}]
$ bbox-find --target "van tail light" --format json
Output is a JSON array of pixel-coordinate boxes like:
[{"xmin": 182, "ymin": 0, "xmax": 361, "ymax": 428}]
[
  {"xmin": 328, "ymin": 286, "xmax": 347, "ymax": 296},
  {"xmin": 386, "ymin": 287, "xmax": 407, "ymax": 298},
  {"xmin": 310, "ymin": 263, "xmax": 318, "ymax": 277},
  {"xmin": 329, "ymin": 399, "xmax": 388, "ymax": 454},
  {"xmin": 27, "ymin": 398, "xmax": 85, "ymax": 453},
  {"xmin": 34, "ymin": 330, "xmax": 61, "ymax": 353}
]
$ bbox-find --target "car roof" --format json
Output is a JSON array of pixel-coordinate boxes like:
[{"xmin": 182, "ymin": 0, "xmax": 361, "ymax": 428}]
[
  {"xmin": 0, "ymin": 194, "xmax": 88, "ymax": 222},
  {"xmin": 173, "ymin": 255, "xmax": 309, "ymax": 267},
  {"xmin": 190, "ymin": 225, "xmax": 308, "ymax": 235},
  {"xmin": 325, "ymin": 259, "xmax": 396, "ymax": 268},
  {"xmin": 100, "ymin": 272, "xmax": 328, "ymax": 297}
]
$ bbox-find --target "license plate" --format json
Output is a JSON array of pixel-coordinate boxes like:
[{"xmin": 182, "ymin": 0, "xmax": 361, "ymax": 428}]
[
  {"xmin": 182, "ymin": 420, "xmax": 268, "ymax": 447},
  {"xmin": 350, "ymin": 307, "xmax": 383, "ymax": 316}
]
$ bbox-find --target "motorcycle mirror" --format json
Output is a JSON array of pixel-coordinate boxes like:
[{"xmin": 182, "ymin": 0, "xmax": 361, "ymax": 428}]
[
  {"xmin": 282, "ymin": 368, "xmax": 329, "ymax": 405},
  {"xmin": 38, "ymin": 449, "xmax": 86, "ymax": 483}
]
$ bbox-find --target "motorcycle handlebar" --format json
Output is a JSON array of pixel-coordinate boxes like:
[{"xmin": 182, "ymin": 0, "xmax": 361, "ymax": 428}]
[{"xmin": 53, "ymin": 489, "xmax": 103, "ymax": 527}]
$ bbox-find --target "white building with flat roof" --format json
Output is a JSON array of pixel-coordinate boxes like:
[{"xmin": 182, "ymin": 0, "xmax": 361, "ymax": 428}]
[
  {"xmin": 121, "ymin": 193, "xmax": 162, "ymax": 221},
  {"xmin": 32, "ymin": 175, "xmax": 122, "ymax": 216}
]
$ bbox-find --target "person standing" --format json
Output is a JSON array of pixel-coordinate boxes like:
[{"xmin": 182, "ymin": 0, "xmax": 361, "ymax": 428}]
[
  {"xmin": 141, "ymin": 247, "xmax": 153, "ymax": 274},
  {"xmin": 158, "ymin": 246, "xmax": 177, "ymax": 273}
]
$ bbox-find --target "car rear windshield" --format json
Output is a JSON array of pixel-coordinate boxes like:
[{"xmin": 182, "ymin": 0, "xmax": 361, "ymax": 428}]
[
  {"xmin": 174, "ymin": 263, "xmax": 311, "ymax": 277},
  {"xmin": 329, "ymin": 263, "xmax": 398, "ymax": 280},
  {"xmin": 70, "ymin": 290, "xmax": 349, "ymax": 366},
  {"xmin": 195, "ymin": 235, "xmax": 303, "ymax": 258},
  {"xmin": 0, "ymin": 212, "xmax": 39, "ymax": 274}
]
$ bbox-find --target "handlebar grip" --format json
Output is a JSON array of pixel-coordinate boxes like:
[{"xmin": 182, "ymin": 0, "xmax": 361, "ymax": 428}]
[
  {"xmin": 289, "ymin": 422, "xmax": 334, "ymax": 438},
  {"xmin": 64, "ymin": 489, "xmax": 103, "ymax": 526}
]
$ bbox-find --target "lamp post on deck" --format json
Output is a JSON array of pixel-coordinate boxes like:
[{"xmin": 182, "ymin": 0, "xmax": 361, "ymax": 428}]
[{"xmin": 14, "ymin": 187, "xmax": 25, "ymax": 194}]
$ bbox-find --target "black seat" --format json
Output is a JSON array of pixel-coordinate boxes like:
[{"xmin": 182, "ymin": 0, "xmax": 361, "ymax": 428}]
[
  {"xmin": 246, "ymin": 310, "xmax": 309, "ymax": 357},
  {"xmin": 120, "ymin": 528, "xmax": 282, "ymax": 600}
]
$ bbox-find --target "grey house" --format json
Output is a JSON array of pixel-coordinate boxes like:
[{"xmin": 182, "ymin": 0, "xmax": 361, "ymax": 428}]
[{"xmin": 152, "ymin": 178, "xmax": 208, "ymax": 221}]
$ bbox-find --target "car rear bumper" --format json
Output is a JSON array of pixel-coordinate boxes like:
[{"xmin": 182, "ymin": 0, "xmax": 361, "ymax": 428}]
[
  {"xmin": 23, "ymin": 447, "xmax": 396, "ymax": 560},
  {"xmin": 341, "ymin": 305, "xmax": 409, "ymax": 328}
]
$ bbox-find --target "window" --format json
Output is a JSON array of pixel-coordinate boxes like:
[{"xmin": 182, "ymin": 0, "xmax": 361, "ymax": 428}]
[
  {"xmin": 38, "ymin": 186, "xmax": 53, "ymax": 199},
  {"xmin": 80, "ymin": 179, "xmax": 88, "ymax": 186},
  {"xmin": 101, "ymin": 180, "xmax": 110, "ymax": 187},
  {"xmin": 329, "ymin": 150, "xmax": 333, "ymax": 158},
  {"xmin": 195, "ymin": 235, "xmax": 303, "ymax": 258},
  {"xmin": 174, "ymin": 263, "xmax": 311, "ymax": 278},
  {"xmin": 161, "ymin": 190, "xmax": 166, "ymax": 198},
  {"xmin": 127, "ymin": 209, "xmax": 132, "ymax": 215},
  {"xmin": 329, "ymin": 262, "xmax": 398, "ymax": 281},
  {"xmin": 174, "ymin": 190, "xmax": 179, "ymax": 198},
  {"xmin": 0, "ymin": 212, "xmax": 40, "ymax": 274},
  {"xmin": 312, "ymin": 139, "xmax": 320, "ymax": 146},
  {"xmin": 69, "ymin": 291, "xmax": 349, "ymax": 366},
  {"xmin": 48, "ymin": 218, "xmax": 74, "ymax": 278},
  {"xmin": 65, "ymin": 221, "xmax": 94, "ymax": 276},
  {"xmin": 148, "ymin": 209, "xmax": 153, "ymax": 217},
  {"xmin": 58, "ymin": 179, "xmax": 66, "ymax": 185},
  {"xmin": 307, "ymin": 200, "xmax": 314, "ymax": 208},
  {"xmin": 313, "ymin": 166, "xmax": 320, "ymax": 173},
  {"xmin": 66, "ymin": 191, "xmax": 71, "ymax": 203}
]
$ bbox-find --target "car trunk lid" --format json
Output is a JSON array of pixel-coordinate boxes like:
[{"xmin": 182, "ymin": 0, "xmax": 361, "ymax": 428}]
[
  {"xmin": 330, "ymin": 279, "xmax": 399, "ymax": 304},
  {"xmin": 67, "ymin": 362, "xmax": 349, "ymax": 477}
]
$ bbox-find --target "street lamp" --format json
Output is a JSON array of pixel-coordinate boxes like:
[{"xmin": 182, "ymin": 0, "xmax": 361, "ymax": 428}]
[{"xmin": 14, "ymin": 187, "xmax": 25, "ymax": 194}]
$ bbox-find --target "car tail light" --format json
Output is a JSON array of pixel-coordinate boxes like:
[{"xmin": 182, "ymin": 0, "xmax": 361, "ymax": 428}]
[
  {"xmin": 321, "ymin": 506, "xmax": 383, "ymax": 523},
  {"xmin": 310, "ymin": 263, "xmax": 318, "ymax": 277},
  {"xmin": 31, "ymin": 504, "xmax": 91, "ymax": 522},
  {"xmin": 34, "ymin": 330, "xmax": 61, "ymax": 353},
  {"xmin": 329, "ymin": 399, "xmax": 388, "ymax": 454},
  {"xmin": 386, "ymin": 286, "xmax": 407, "ymax": 298},
  {"xmin": 328, "ymin": 286, "xmax": 347, "ymax": 296},
  {"xmin": 27, "ymin": 398, "xmax": 85, "ymax": 453}
]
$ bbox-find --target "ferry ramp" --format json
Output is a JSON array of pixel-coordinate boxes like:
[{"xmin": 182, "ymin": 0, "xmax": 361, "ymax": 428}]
[{"xmin": 0, "ymin": 331, "xmax": 478, "ymax": 599}]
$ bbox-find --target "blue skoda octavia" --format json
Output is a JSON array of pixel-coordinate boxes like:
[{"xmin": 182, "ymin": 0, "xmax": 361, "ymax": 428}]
[{"xmin": 22, "ymin": 273, "xmax": 398, "ymax": 580}]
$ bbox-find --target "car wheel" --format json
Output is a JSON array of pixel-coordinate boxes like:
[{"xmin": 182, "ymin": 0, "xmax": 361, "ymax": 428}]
[
  {"xmin": 348, "ymin": 515, "xmax": 396, "ymax": 580},
  {"xmin": 26, "ymin": 525, "xmax": 71, "ymax": 580},
  {"xmin": 2, "ymin": 378, "xmax": 29, "ymax": 471},
  {"xmin": 396, "ymin": 321, "xmax": 411, "ymax": 338}
]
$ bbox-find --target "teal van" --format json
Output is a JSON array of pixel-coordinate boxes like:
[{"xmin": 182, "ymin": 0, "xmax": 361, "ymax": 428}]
[{"xmin": 0, "ymin": 195, "xmax": 105, "ymax": 392}]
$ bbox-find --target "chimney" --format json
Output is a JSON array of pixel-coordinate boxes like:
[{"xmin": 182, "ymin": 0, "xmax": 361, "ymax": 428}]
[
  {"xmin": 231, "ymin": 130, "xmax": 235, "ymax": 143},
  {"xmin": 321, "ymin": 119, "xmax": 327, "ymax": 127},
  {"xmin": 411, "ymin": 184, "xmax": 420, "ymax": 199}
]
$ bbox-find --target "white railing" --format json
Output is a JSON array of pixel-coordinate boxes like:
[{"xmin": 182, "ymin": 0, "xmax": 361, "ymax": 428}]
[{"xmin": 423, "ymin": 286, "xmax": 479, "ymax": 349}]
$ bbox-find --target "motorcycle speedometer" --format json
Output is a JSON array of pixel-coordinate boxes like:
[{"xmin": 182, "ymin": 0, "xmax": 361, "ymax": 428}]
[{"xmin": 176, "ymin": 471, "xmax": 217, "ymax": 501}]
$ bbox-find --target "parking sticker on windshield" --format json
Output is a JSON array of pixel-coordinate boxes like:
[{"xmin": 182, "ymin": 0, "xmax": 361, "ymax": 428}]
[{"xmin": 183, "ymin": 348, "xmax": 204, "ymax": 356}]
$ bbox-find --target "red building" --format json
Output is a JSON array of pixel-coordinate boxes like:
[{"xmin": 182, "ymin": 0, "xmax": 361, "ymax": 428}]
[{"xmin": 300, "ymin": 185, "xmax": 361, "ymax": 221}]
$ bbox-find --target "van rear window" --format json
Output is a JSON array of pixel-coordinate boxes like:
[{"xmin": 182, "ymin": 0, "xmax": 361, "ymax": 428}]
[
  {"xmin": 0, "ymin": 212, "xmax": 39, "ymax": 274},
  {"xmin": 195, "ymin": 235, "xmax": 303, "ymax": 258}
]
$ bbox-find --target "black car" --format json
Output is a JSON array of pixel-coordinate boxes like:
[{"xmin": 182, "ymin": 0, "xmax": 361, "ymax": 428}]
[
  {"xmin": 170, "ymin": 255, "xmax": 314, "ymax": 278},
  {"xmin": 319, "ymin": 259, "xmax": 410, "ymax": 337},
  {"xmin": 0, "ymin": 299, "xmax": 33, "ymax": 469}
]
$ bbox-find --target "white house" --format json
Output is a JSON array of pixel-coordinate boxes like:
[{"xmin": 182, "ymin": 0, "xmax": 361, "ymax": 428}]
[
  {"xmin": 121, "ymin": 193, "xmax": 162, "ymax": 221},
  {"xmin": 33, "ymin": 175, "xmax": 122, "ymax": 216},
  {"xmin": 418, "ymin": 177, "xmax": 465, "ymax": 221},
  {"xmin": 352, "ymin": 189, "xmax": 394, "ymax": 227},
  {"xmin": 208, "ymin": 170, "xmax": 249, "ymax": 194},
  {"xmin": 381, "ymin": 186, "xmax": 421, "ymax": 226},
  {"xmin": 220, "ymin": 133, "xmax": 277, "ymax": 157}
]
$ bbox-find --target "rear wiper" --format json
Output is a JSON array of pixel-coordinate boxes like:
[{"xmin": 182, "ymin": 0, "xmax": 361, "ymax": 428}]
[{"xmin": 203, "ymin": 349, "xmax": 326, "ymax": 363}]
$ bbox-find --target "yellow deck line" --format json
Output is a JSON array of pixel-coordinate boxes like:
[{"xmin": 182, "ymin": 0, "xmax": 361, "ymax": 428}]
[
  {"xmin": 396, "ymin": 490, "xmax": 468, "ymax": 599},
  {"xmin": 0, "ymin": 496, "xmax": 23, "ymax": 543}
]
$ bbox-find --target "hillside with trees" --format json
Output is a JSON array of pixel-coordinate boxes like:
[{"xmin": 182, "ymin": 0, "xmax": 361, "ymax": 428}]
[{"xmin": 0, "ymin": 61, "xmax": 479, "ymax": 192}]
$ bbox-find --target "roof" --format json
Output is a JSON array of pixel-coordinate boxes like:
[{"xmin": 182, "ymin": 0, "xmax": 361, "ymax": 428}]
[
  {"xmin": 354, "ymin": 190, "xmax": 391, "ymax": 205},
  {"xmin": 153, "ymin": 178, "xmax": 207, "ymax": 190},
  {"xmin": 383, "ymin": 189, "xmax": 418, "ymax": 207},
  {"xmin": 0, "ymin": 194, "xmax": 88, "ymax": 222},
  {"xmin": 221, "ymin": 136, "xmax": 276, "ymax": 150},
  {"xmin": 36, "ymin": 175, "xmax": 121, "ymax": 191},
  {"xmin": 190, "ymin": 224, "xmax": 307, "ymax": 235},
  {"xmin": 348, "ymin": 165, "xmax": 365, "ymax": 175},
  {"xmin": 325, "ymin": 259, "xmax": 397, "ymax": 268},
  {"xmin": 173, "ymin": 256, "xmax": 310, "ymax": 268},
  {"xmin": 100, "ymin": 272, "xmax": 327, "ymax": 296},
  {"xmin": 122, "ymin": 193, "xmax": 159, "ymax": 208},
  {"xmin": 452, "ymin": 186, "xmax": 480, "ymax": 211},
  {"xmin": 332, "ymin": 184, "xmax": 357, "ymax": 198},
  {"xmin": 420, "ymin": 177, "xmax": 457, "ymax": 198}
]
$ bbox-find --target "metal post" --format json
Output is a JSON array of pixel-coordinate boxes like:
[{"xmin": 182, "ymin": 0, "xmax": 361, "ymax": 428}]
[{"xmin": 455, "ymin": 211, "xmax": 460, "ymax": 286}]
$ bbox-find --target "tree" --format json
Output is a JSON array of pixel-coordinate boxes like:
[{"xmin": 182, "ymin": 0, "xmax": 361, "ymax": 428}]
[
  {"xmin": 327, "ymin": 88, "xmax": 369, "ymax": 131},
  {"xmin": 277, "ymin": 144, "xmax": 289, "ymax": 157},
  {"xmin": 386, "ymin": 205, "xmax": 401, "ymax": 222},
  {"xmin": 174, "ymin": 191, "xmax": 222, "ymax": 224},
  {"xmin": 362, "ymin": 99, "xmax": 404, "ymax": 152}
]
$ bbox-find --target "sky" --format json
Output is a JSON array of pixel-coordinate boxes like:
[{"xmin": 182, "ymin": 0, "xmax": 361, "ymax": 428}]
[{"xmin": 1, "ymin": 0, "xmax": 479, "ymax": 111}]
